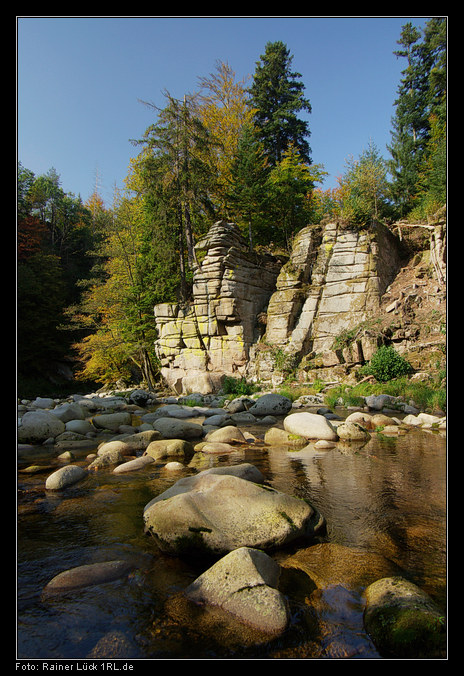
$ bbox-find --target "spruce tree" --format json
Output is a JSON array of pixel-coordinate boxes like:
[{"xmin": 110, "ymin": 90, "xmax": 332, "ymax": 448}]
[
  {"xmin": 388, "ymin": 22, "xmax": 428, "ymax": 215},
  {"xmin": 247, "ymin": 41, "xmax": 312, "ymax": 167},
  {"xmin": 388, "ymin": 18, "xmax": 446, "ymax": 217}
]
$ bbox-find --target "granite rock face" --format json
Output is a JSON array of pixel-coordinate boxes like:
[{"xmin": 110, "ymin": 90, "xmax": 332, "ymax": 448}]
[
  {"xmin": 153, "ymin": 221, "xmax": 280, "ymax": 393},
  {"xmin": 249, "ymin": 220, "xmax": 401, "ymax": 382},
  {"xmin": 266, "ymin": 220, "xmax": 400, "ymax": 357},
  {"xmin": 153, "ymin": 220, "xmax": 401, "ymax": 393}
]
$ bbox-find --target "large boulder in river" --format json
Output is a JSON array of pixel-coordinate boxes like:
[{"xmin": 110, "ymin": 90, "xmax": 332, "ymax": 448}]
[
  {"xmin": 32, "ymin": 397, "xmax": 55, "ymax": 409},
  {"xmin": 18, "ymin": 410, "xmax": 66, "ymax": 444},
  {"xmin": 92, "ymin": 411, "xmax": 132, "ymax": 431},
  {"xmin": 183, "ymin": 547, "xmax": 290, "ymax": 637},
  {"xmin": 51, "ymin": 402, "xmax": 86, "ymax": 422},
  {"xmin": 65, "ymin": 419, "xmax": 95, "ymax": 435},
  {"xmin": 153, "ymin": 417, "xmax": 204, "ymax": 440},
  {"xmin": 363, "ymin": 576, "xmax": 446, "ymax": 658},
  {"xmin": 283, "ymin": 412, "xmax": 338, "ymax": 441},
  {"xmin": 204, "ymin": 425, "xmax": 247, "ymax": 444},
  {"xmin": 143, "ymin": 468, "xmax": 323, "ymax": 557},
  {"xmin": 336, "ymin": 421, "xmax": 371, "ymax": 442},
  {"xmin": 144, "ymin": 438, "xmax": 195, "ymax": 461}
]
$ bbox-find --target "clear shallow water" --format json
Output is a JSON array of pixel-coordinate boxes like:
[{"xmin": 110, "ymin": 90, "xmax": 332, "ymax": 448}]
[{"xmin": 17, "ymin": 412, "xmax": 446, "ymax": 660}]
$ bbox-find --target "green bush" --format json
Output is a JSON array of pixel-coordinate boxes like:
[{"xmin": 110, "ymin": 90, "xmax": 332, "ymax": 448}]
[
  {"xmin": 222, "ymin": 376, "xmax": 258, "ymax": 396},
  {"xmin": 360, "ymin": 345, "xmax": 412, "ymax": 382}
]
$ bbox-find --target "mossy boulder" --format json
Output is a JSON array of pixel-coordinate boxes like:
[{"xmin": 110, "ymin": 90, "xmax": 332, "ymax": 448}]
[
  {"xmin": 143, "ymin": 467, "xmax": 323, "ymax": 557},
  {"xmin": 363, "ymin": 576, "xmax": 446, "ymax": 658}
]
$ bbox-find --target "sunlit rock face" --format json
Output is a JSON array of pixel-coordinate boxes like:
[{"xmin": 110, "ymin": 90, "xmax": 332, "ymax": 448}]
[
  {"xmin": 249, "ymin": 220, "xmax": 401, "ymax": 383},
  {"xmin": 153, "ymin": 219, "xmax": 401, "ymax": 394},
  {"xmin": 283, "ymin": 221, "xmax": 400, "ymax": 356},
  {"xmin": 153, "ymin": 221, "xmax": 280, "ymax": 393}
]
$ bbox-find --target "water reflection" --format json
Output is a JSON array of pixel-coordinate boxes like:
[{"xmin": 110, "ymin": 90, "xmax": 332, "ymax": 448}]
[{"xmin": 17, "ymin": 420, "xmax": 446, "ymax": 659}]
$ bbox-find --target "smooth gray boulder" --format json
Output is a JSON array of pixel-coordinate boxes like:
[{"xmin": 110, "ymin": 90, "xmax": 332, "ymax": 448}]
[
  {"xmin": 51, "ymin": 402, "xmax": 86, "ymax": 422},
  {"xmin": 248, "ymin": 394, "xmax": 292, "ymax": 417},
  {"xmin": 32, "ymin": 397, "xmax": 55, "ymax": 409},
  {"xmin": 364, "ymin": 394, "xmax": 397, "ymax": 410},
  {"xmin": 144, "ymin": 438, "xmax": 194, "ymax": 461},
  {"xmin": 143, "ymin": 471, "xmax": 322, "ymax": 556},
  {"xmin": 153, "ymin": 417, "xmax": 204, "ymax": 440},
  {"xmin": 204, "ymin": 425, "xmax": 247, "ymax": 444},
  {"xmin": 336, "ymin": 421, "xmax": 371, "ymax": 441},
  {"xmin": 18, "ymin": 410, "xmax": 66, "ymax": 444},
  {"xmin": 283, "ymin": 412, "xmax": 338, "ymax": 441},
  {"xmin": 113, "ymin": 455, "xmax": 155, "ymax": 474},
  {"xmin": 42, "ymin": 560, "xmax": 134, "ymax": 597},
  {"xmin": 92, "ymin": 412, "xmax": 132, "ymax": 431},
  {"xmin": 65, "ymin": 419, "xmax": 95, "ymax": 435},
  {"xmin": 184, "ymin": 547, "xmax": 290, "ymax": 636},
  {"xmin": 45, "ymin": 465, "xmax": 87, "ymax": 490}
]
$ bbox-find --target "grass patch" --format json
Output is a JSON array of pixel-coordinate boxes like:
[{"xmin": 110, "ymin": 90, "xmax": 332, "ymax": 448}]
[{"xmin": 323, "ymin": 377, "xmax": 446, "ymax": 413}]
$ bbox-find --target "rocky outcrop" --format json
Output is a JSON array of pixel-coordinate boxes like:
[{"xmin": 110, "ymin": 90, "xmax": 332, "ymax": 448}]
[
  {"xmin": 153, "ymin": 219, "xmax": 402, "ymax": 393},
  {"xmin": 264, "ymin": 225, "xmax": 321, "ymax": 345},
  {"xmin": 153, "ymin": 221, "xmax": 281, "ymax": 394},
  {"xmin": 260, "ymin": 220, "xmax": 401, "ymax": 363}
]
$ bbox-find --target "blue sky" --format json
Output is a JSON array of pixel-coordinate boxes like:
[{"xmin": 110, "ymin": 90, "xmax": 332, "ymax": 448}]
[{"xmin": 17, "ymin": 16, "xmax": 432, "ymax": 206}]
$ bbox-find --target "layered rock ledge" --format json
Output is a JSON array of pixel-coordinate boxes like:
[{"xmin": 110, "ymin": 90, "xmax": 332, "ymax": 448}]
[
  {"xmin": 153, "ymin": 220, "xmax": 401, "ymax": 394},
  {"xmin": 154, "ymin": 221, "xmax": 281, "ymax": 394}
]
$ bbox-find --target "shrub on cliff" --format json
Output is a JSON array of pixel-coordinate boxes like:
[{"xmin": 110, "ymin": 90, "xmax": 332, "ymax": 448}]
[{"xmin": 360, "ymin": 345, "xmax": 412, "ymax": 382}]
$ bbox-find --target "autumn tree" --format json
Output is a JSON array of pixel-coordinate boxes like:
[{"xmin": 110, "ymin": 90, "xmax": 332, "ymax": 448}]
[
  {"xmin": 71, "ymin": 189, "xmax": 160, "ymax": 389},
  {"xmin": 195, "ymin": 60, "xmax": 256, "ymax": 211}
]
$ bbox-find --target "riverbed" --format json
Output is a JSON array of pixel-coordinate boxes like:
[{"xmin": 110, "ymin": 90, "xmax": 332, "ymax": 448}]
[{"xmin": 17, "ymin": 410, "xmax": 446, "ymax": 660}]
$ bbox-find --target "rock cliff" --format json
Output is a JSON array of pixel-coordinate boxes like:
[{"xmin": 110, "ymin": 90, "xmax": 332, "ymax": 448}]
[
  {"xmin": 154, "ymin": 219, "xmax": 405, "ymax": 394},
  {"xmin": 154, "ymin": 221, "xmax": 281, "ymax": 393}
]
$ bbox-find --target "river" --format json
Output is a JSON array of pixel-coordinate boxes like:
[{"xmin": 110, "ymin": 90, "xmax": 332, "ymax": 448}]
[{"xmin": 17, "ymin": 410, "xmax": 446, "ymax": 660}]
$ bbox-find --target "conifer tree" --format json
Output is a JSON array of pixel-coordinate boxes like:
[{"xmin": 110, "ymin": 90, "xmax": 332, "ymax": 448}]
[
  {"xmin": 247, "ymin": 41, "xmax": 312, "ymax": 167},
  {"xmin": 226, "ymin": 123, "xmax": 270, "ymax": 249},
  {"xmin": 388, "ymin": 22, "xmax": 427, "ymax": 215},
  {"xmin": 388, "ymin": 18, "xmax": 446, "ymax": 217},
  {"xmin": 133, "ymin": 91, "xmax": 216, "ymax": 299}
]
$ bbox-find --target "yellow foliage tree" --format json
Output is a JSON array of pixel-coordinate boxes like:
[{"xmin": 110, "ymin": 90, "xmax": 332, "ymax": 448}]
[{"xmin": 196, "ymin": 60, "xmax": 256, "ymax": 211}]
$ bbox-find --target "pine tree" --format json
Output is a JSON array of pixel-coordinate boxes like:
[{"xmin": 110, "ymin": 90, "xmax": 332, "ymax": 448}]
[
  {"xmin": 247, "ymin": 41, "xmax": 312, "ymax": 167},
  {"xmin": 388, "ymin": 18, "xmax": 447, "ymax": 217},
  {"xmin": 388, "ymin": 22, "xmax": 428, "ymax": 215},
  {"xmin": 133, "ymin": 91, "xmax": 216, "ymax": 299}
]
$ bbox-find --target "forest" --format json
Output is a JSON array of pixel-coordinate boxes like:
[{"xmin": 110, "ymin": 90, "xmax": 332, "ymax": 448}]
[{"xmin": 17, "ymin": 19, "xmax": 446, "ymax": 397}]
